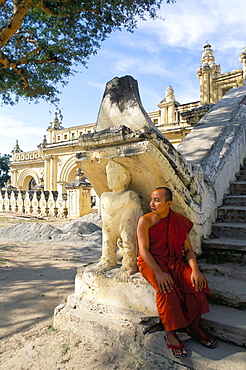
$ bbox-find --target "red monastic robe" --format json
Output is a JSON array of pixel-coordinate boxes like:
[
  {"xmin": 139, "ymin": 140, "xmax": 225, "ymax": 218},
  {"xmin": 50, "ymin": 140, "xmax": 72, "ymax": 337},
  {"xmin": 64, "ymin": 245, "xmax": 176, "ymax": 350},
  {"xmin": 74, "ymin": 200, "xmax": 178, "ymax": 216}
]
[{"xmin": 138, "ymin": 209, "xmax": 210, "ymax": 331}]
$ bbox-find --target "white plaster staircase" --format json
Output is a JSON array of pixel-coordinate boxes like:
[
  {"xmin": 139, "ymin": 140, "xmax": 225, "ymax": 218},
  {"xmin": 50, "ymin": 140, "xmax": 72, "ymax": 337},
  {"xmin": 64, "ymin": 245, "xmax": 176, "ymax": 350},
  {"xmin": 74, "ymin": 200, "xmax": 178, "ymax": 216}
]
[{"xmin": 197, "ymin": 159, "xmax": 246, "ymax": 352}]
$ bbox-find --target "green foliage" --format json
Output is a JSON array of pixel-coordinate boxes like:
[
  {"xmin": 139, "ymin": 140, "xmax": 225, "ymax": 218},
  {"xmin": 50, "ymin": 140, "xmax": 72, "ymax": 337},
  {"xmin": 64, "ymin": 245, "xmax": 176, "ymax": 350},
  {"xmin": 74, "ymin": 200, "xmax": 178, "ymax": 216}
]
[
  {"xmin": 61, "ymin": 343, "xmax": 69, "ymax": 356},
  {"xmin": 0, "ymin": 154, "xmax": 11, "ymax": 187},
  {"xmin": 46, "ymin": 325, "xmax": 57, "ymax": 332},
  {"xmin": 0, "ymin": 0, "xmax": 174, "ymax": 105}
]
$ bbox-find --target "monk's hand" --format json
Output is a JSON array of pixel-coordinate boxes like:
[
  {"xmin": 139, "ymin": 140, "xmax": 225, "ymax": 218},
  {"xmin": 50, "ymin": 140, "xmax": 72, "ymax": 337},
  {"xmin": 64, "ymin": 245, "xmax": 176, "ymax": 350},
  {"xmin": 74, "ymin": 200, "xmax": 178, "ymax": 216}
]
[
  {"xmin": 191, "ymin": 270, "xmax": 206, "ymax": 291},
  {"xmin": 156, "ymin": 271, "xmax": 173, "ymax": 293}
]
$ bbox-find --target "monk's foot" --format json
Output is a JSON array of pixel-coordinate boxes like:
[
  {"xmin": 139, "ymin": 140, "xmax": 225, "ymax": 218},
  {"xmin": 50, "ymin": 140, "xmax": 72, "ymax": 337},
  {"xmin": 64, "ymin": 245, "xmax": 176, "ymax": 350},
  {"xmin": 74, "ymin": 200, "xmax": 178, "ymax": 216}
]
[
  {"xmin": 187, "ymin": 326, "xmax": 217, "ymax": 349},
  {"xmin": 165, "ymin": 331, "xmax": 187, "ymax": 358}
]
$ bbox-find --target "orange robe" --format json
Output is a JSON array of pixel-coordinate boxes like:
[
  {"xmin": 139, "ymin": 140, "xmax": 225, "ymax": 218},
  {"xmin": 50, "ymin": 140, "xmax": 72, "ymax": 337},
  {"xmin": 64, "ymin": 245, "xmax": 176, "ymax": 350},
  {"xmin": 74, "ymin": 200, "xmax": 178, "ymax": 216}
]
[{"xmin": 138, "ymin": 209, "xmax": 210, "ymax": 331}]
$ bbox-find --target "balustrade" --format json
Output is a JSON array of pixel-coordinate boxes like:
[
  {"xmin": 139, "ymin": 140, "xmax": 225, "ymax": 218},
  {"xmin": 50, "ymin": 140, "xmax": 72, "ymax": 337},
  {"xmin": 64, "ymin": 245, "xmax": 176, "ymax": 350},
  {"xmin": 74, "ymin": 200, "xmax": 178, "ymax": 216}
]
[{"xmin": 0, "ymin": 189, "xmax": 68, "ymax": 218}]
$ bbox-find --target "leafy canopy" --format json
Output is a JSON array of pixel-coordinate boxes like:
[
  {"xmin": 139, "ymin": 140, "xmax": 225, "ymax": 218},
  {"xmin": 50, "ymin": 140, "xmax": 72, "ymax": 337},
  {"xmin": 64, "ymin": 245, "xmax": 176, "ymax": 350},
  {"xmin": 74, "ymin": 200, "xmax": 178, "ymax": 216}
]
[
  {"xmin": 0, "ymin": 0, "xmax": 174, "ymax": 105},
  {"xmin": 0, "ymin": 154, "xmax": 11, "ymax": 187}
]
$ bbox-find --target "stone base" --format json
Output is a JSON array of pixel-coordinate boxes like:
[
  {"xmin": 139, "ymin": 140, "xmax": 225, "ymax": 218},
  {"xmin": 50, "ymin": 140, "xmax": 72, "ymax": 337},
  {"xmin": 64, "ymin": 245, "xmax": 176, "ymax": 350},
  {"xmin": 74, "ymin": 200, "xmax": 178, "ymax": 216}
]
[
  {"xmin": 73, "ymin": 264, "xmax": 158, "ymax": 316},
  {"xmin": 53, "ymin": 265, "xmax": 161, "ymax": 363},
  {"xmin": 54, "ymin": 297, "xmax": 159, "ymax": 344},
  {"xmin": 54, "ymin": 264, "xmax": 158, "ymax": 342}
]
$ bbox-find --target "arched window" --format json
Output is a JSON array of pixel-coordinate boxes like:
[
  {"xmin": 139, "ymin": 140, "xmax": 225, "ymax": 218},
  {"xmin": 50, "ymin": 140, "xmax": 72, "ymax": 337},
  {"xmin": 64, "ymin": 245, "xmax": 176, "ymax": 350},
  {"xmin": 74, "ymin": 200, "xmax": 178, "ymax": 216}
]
[{"xmin": 29, "ymin": 178, "xmax": 37, "ymax": 190}]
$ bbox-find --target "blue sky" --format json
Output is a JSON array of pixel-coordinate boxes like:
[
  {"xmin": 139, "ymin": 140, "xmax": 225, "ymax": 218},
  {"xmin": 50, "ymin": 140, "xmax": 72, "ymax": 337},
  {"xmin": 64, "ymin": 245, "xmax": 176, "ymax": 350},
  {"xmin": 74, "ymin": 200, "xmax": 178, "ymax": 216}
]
[{"xmin": 1, "ymin": 0, "xmax": 246, "ymax": 155}]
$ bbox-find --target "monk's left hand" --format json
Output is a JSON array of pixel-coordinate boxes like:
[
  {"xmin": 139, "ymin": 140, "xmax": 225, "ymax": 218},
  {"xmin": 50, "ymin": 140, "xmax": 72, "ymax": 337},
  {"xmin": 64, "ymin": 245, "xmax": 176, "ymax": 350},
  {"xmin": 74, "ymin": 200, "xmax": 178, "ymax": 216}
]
[{"xmin": 190, "ymin": 270, "xmax": 206, "ymax": 291}]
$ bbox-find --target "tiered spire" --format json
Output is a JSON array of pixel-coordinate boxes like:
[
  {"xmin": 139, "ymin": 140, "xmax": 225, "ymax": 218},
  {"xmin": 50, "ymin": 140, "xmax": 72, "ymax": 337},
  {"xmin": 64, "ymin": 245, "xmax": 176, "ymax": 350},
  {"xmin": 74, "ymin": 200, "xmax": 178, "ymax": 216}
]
[
  {"xmin": 11, "ymin": 140, "xmax": 23, "ymax": 153},
  {"xmin": 47, "ymin": 112, "xmax": 64, "ymax": 130},
  {"xmin": 197, "ymin": 43, "xmax": 221, "ymax": 76}
]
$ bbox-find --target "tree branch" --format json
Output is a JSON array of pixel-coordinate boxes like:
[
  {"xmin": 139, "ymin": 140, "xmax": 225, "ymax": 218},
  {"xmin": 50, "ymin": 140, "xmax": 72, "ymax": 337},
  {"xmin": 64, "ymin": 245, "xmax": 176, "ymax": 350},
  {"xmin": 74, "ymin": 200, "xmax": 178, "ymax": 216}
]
[
  {"xmin": 0, "ymin": 49, "xmax": 10, "ymax": 67},
  {"xmin": 0, "ymin": 0, "xmax": 7, "ymax": 7},
  {"xmin": 17, "ymin": 46, "xmax": 42, "ymax": 65},
  {"xmin": 0, "ymin": 0, "xmax": 32, "ymax": 48},
  {"xmin": 27, "ymin": 56, "xmax": 60, "ymax": 64},
  {"xmin": 12, "ymin": 63, "xmax": 29, "ymax": 88},
  {"xmin": 35, "ymin": 0, "xmax": 96, "ymax": 17}
]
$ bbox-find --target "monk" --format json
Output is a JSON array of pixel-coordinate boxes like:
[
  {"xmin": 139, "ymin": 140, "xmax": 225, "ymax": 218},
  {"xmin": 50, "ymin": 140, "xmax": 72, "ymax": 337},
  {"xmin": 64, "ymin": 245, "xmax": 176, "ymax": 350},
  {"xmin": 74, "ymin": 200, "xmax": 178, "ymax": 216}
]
[{"xmin": 137, "ymin": 187, "xmax": 217, "ymax": 358}]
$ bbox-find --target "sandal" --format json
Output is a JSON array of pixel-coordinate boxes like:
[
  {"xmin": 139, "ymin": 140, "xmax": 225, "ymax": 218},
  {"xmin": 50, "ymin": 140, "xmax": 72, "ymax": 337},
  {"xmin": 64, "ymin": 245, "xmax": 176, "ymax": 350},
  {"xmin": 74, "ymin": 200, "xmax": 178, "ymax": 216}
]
[
  {"xmin": 165, "ymin": 339, "xmax": 187, "ymax": 358},
  {"xmin": 187, "ymin": 328, "xmax": 217, "ymax": 349}
]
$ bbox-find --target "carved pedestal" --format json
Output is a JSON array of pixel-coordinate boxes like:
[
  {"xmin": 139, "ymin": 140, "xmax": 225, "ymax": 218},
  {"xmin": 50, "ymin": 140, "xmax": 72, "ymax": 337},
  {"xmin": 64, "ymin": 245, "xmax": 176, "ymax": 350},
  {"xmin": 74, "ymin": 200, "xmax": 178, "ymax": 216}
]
[{"xmin": 54, "ymin": 265, "xmax": 158, "ymax": 345}]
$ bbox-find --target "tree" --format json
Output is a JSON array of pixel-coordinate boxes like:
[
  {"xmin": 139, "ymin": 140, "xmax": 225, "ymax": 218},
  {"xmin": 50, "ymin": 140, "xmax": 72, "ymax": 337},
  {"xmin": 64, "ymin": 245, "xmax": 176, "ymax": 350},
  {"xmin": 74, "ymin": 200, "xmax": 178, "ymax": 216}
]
[
  {"xmin": 0, "ymin": 154, "xmax": 11, "ymax": 187},
  {"xmin": 0, "ymin": 0, "xmax": 174, "ymax": 105}
]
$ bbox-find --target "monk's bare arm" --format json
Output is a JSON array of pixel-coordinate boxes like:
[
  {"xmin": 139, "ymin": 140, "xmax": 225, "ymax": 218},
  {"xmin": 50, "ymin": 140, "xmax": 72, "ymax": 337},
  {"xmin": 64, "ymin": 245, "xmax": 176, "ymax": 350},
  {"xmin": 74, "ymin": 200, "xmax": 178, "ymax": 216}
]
[
  {"xmin": 184, "ymin": 234, "xmax": 206, "ymax": 291},
  {"xmin": 137, "ymin": 215, "xmax": 173, "ymax": 293}
]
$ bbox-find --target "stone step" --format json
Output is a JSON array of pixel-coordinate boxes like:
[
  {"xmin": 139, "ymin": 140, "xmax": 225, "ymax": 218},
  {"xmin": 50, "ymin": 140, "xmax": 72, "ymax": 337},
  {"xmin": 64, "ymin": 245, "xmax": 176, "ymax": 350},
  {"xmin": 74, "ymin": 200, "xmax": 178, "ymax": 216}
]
[
  {"xmin": 202, "ymin": 237, "xmax": 246, "ymax": 254},
  {"xmin": 224, "ymin": 195, "xmax": 246, "ymax": 206},
  {"xmin": 217, "ymin": 206, "xmax": 246, "ymax": 222},
  {"xmin": 145, "ymin": 330, "xmax": 246, "ymax": 370},
  {"xmin": 238, "ymin": 164, "xmax": 246, "ymax": 171},
  {"xmin": 239, "ymin": 165, "xmax": 246, "ymax": 173},
  {"xmin": 199, "ymin": 260, "xmax": 246, "ymax": 282},
  {"xmin": 211, "ymin": 222, "xmax": 246, "ymax": 239},
  {"xmin": 236, "ymin": 173, "xmax": 246, "ymax": 181},
  {"xmin": 204, "ymin": 270, "xmax": 246, "ymax": 310},
  {"xmin": 240, "ymin": 159, "xmax": 246, "ymax": 168},
  {"xmin": 202, "ymin": 237, "xmax": 246, "ymax": 253},
  {"xmin": 201, "ymin": 305, "xmax": 246, "ymax": 347},
  {"xmin": 230, "ymin": 181, "xmax": 246, "ymax": 195}
]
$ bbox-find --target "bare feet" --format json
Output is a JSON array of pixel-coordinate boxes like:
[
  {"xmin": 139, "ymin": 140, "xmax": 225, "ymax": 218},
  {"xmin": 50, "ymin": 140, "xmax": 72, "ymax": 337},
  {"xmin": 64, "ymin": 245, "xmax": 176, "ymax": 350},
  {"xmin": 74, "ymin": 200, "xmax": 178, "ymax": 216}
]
[{"xmin": 165, "ymin": 330, "xmax": 187, "ymax": 358}]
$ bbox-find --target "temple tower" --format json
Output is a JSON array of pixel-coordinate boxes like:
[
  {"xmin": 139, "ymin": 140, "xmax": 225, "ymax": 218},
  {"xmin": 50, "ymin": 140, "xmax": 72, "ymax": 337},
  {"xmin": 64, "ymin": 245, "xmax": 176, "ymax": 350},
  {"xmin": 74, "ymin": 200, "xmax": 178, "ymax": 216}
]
[
  {"xmin": 47, "ymin": 112, "xmax": 64, "ymax": 143},
  {"xmin": 197, "ymin": 44, "xmax": 221, "ymax": 105},
  {"xmin": 158, "ymin": 85, "xmax": 178, "ymax": 125}
]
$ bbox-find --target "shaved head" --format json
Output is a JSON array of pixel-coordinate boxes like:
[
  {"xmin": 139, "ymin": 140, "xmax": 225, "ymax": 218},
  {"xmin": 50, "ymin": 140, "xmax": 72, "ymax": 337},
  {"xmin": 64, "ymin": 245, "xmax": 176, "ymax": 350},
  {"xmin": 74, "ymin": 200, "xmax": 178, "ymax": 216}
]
[{"xmin": 155, "ymin": 187, "xmax": 172, "ymax": 202}]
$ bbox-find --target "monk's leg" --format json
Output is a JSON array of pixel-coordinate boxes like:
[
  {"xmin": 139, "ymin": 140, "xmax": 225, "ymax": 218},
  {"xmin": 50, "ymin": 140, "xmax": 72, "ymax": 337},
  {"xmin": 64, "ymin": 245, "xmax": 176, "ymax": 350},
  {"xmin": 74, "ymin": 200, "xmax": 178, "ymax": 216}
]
[
  {"xmin": 187, "ymin": 314, "xmax": 217, "ymax": 348},
  {"xmin": 181, "ymin": 264, "xmax": 216, "ymax": 347},
  {"xmin": 156, "ymin": 288, "xmax": 188, "ymax": 357},
  {"xmin": 138, "ymin": 261, "xmax": 187, "ymax": 357}
]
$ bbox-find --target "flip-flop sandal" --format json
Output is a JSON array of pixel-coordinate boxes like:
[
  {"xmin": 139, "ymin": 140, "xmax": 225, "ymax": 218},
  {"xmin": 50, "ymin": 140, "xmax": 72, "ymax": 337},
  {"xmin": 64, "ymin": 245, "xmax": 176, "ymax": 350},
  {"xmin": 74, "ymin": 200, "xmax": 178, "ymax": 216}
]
[
  {"xmin": 166, "ymin": 340, "xmax": 187, "ymax": 358},
  {"xmin": 197, "ymin": 334, "xmax": 218, "ymax": 349},
  {"xmin": 187, "ymin": 329, "xmax": 217, "ymax": 349}
]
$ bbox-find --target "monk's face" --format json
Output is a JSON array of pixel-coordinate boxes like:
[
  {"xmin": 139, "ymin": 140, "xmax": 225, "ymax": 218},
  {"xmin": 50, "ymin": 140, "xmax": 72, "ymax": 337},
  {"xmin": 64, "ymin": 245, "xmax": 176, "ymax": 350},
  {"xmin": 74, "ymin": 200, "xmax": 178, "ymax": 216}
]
[{"xmin": 150, "ymin": 189, "xmax": 172, "ymax": 218}]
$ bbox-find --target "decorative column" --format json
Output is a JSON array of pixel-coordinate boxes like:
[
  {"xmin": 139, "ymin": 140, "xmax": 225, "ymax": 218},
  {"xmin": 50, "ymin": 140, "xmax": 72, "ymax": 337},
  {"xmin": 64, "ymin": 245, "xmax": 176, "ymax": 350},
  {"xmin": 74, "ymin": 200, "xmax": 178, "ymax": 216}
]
[
  {"xmin": 11, "ymin": 169, "xmax": 18, "ymax": 188},
  {"xmin": 49, "ymin": 155, "xmax": 57, "ymax": 191},
  {"xmin": 65, "ymin": 168, "xmax": 92, "ymax": 218},
  {"xmin": 10, "ymin": 140, "xmax": 23, "ymax": 188},
  {"xmin": 44, "ymin": 156, "xmax": 51, "ymax": 191}
]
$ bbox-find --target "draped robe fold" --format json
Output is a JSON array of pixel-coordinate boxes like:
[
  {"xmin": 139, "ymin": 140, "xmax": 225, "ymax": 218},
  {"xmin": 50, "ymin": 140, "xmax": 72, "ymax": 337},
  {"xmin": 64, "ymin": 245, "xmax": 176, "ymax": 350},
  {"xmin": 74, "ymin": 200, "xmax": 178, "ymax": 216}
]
[{"xmin": 137, "ymin": 209, "xmax": 210, "ymax": 331}]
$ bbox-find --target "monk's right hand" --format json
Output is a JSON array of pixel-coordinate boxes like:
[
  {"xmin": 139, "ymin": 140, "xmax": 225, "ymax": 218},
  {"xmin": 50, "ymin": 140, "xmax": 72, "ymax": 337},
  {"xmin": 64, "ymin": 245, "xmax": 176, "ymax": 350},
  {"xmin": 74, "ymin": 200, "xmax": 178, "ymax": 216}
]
[{"xmin": 156, "ymin": 271, "xmax": 173, "ymax": 293}]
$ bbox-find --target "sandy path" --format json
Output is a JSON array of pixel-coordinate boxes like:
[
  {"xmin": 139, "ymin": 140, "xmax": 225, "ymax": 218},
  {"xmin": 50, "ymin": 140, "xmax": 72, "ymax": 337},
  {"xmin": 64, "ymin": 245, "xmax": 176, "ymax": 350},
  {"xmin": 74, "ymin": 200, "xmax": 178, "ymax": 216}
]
[{"xmin": 0, "ymin": 215, "xmax": 151, "ymax": 369}]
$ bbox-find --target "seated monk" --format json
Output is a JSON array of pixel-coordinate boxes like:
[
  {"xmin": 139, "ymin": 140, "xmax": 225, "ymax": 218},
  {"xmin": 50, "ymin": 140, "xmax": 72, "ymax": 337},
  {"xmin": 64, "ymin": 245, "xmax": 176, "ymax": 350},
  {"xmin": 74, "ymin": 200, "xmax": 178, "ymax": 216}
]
[{"xmin": 137, "ymin": 187, "xmax": 217, "ymax": 358}]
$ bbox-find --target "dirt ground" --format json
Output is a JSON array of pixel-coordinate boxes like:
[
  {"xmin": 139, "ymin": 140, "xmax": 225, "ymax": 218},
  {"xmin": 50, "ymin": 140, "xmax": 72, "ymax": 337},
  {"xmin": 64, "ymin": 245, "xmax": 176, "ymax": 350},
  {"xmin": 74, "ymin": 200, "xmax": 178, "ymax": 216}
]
[{"xmin": 0, "ymin": 214, "xmax": 153, "ymax": 370}]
